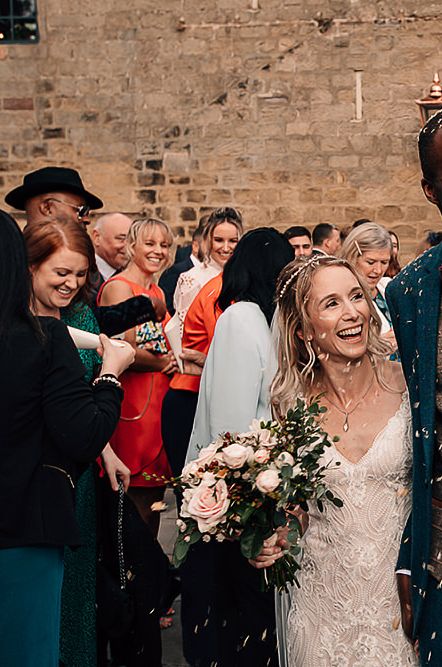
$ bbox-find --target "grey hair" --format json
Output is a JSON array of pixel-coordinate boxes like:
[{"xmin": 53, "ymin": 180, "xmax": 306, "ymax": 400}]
[{"xmin": 340, "ymin": 222, "xmax": 392, "ymax": 266}]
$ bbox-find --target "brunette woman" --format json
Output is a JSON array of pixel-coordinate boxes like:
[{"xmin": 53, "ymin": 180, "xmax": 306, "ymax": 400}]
[
  {"xmin": 162, "ymin": 207, "xmax": 243, "ymax": 479},
  {"xmin": 173, "ymin": 207, "xmax": 243, "ymax": 333},
  {"xmin": 183, "ymin": 228, "xmax": 293, "ymax": 667}
]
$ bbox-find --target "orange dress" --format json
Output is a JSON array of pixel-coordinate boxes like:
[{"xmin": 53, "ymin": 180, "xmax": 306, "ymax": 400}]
[{"xmin": 98, "ymin": 276, "xmax": 172, "ymax": 487}]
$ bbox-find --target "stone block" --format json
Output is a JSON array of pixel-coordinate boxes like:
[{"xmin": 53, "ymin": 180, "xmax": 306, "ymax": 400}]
[
  {"xmin": 138, "ymin": 172, "xmax": 165, "ymax": 187},
  {"xmin": 186, "ymin": 190, "xmax": 207, "ymax": 204},
  {"xmin": 137, "ymin": 189, "xmax": 157, "ymax": 204},
  {"xmin": 42, "ymin": 127, "xmax": 65, "ymax": 139},
  {"xmin": 329, "ymin": 155, "xmax": 359, "ymax": 168},
  {"xmin": 3, "ymin": 97, "xmax": 34, "ymax": 110},
  {"xmin": 180, "ymin": 207, "xmax": 197, "ymax": 221},
  {"xmin": 163, "ymin": 151, "xmax": 191, "ymax": 173},
  {"xmin": 299, "ymin": 188, "xmax": 322, "ymax": 204}
]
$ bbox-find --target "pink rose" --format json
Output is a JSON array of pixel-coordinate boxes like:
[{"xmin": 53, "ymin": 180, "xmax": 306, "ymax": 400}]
[
  {"xmin": 254, "ymin": 448, "xmax": 270, "ymax": 464},
  {"xmin": 222, "ymin": 443, "xmax": 249, "ymax": 469},
  {"xmin": 196, "ymin": 444, "xmax": 224, "ymax": 468},
  {"xmin": 256, "ymin": 469, "xmax": 280, "ymax": 494},
  {"xmin": 181, "ymin": 478, "xmax": 230, "ymax": 533}
]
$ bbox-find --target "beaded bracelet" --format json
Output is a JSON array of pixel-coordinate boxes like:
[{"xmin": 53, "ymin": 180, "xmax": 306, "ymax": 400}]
[{"xmin": 92, "ymin": 374, "xmax": 122, "ymax": 390}]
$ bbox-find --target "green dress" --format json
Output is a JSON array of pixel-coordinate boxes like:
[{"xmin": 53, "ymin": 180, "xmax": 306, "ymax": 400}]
[{"xmin": 60, "ymin": 302, "xmax": 101, "ymax": 667}]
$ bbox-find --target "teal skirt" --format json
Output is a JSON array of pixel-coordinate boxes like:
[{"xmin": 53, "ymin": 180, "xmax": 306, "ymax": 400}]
[{"xmin": 0, "ymin": 546, "xmax": 64, "ymax": 667}]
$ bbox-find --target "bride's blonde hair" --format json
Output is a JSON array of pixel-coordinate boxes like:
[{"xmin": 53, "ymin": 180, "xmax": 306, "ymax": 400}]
[{"xmin": 271, "ymin": 255, "xmax": 393, "ymax": 419}]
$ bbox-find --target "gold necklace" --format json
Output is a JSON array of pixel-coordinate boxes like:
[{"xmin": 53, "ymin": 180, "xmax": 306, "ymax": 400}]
[{"xmin": 325, "ymin": 373, "xmax": 375, "ymax": 432}]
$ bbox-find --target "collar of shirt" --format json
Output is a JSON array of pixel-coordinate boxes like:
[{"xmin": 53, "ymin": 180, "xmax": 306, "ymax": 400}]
[
  {"xmin": 190, "ymin": 254, "xmax": 202, "ymax": 267},
  {"xmin": 95, "ymin": 254, "xmax": 116, "ymax": 281}
]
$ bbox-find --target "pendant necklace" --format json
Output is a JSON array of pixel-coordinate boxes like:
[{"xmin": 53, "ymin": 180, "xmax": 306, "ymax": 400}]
[{"xmin": 325, "ymin": 373, "xmax": 375, "ymax": 432}]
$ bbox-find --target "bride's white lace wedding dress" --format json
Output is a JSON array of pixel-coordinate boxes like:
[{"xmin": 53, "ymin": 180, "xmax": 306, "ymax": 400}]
[{"xmin": 286, "ymin": 394, "xmax": 417, "ymax": 666}]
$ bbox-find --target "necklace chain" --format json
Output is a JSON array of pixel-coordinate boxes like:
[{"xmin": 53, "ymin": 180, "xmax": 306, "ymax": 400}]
[{"xmin": 325, "ymin": 373, "xmax": 375, "ymax": 432}]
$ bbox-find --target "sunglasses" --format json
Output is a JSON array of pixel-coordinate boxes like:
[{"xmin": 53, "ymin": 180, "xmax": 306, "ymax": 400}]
[{"xmin": 47, "ymin": 197, "xmax": 91, "ymax": 222}]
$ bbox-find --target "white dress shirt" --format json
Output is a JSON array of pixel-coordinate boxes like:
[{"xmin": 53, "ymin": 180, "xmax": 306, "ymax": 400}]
[{"xmin": 95, "ymin": 254, "xmax": 115, "ymax": 282}]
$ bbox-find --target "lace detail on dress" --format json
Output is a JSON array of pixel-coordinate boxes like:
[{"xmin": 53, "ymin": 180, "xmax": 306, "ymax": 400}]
[
  {"xmin": 286, "ymin": 393, "xmax": 417, "ymax": 666},
  {"xmin": 173, "ymin": 262, "xmax": 221, "ymax": 337}
]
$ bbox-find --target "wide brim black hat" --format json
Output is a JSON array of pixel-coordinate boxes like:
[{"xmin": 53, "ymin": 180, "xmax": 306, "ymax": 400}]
[{"xmin": 5, "ymin": 166, "xmax": 103, "ymax": 210}]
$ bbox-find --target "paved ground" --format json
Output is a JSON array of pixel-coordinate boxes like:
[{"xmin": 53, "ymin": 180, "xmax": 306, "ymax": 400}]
[{"xmin": 158, "ymin": 490, "xmax": 189, "ymax": 667}]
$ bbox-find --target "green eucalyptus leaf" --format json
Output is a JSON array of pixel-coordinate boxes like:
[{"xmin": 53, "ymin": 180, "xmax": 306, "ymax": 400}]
[{"xmin": 240, "ymin": 527, "xmax": 265, "ymax": 559}]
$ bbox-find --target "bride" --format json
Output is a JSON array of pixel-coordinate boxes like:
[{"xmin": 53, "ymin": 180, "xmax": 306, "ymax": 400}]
[{"xmin": 252, "ymin": 255, "xmax": 416, "ymax": 666}]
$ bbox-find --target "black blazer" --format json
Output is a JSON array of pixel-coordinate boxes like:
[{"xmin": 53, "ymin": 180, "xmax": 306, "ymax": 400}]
[
  {"xmin": 92, "ymin": 294, "xmax": 157, "ymax": 337},
  {"xmin": 86, "ymin": 270, "xmax": 159, "ymax": 337},
  {"xmin": 0, "ymin": 317, "xmax": 123, "ymax": 549},
  {"xmin": 159, "ymin": 256, "xmax": 194, "ymax": 315}
]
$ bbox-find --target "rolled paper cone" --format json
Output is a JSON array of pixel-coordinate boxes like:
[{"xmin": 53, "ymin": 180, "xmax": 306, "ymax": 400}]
[
  {"xmin": 164, "ymin": 314, "xmax": 184, "ymax": 373},
  {"xmin": 67, "ymin": 326, "xmax": 126, "ymax": 349}
]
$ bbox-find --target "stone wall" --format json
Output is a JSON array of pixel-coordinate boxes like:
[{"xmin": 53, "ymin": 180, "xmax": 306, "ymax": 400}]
[{"xmin": 1, "ymin": 0, "xmax": 442, "ymax": 259}]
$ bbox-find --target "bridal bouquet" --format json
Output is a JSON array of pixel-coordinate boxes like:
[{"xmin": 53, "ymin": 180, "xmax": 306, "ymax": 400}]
[{"xmin": 171, "ymin": 398, "xmax": 342, "ymax": 592}]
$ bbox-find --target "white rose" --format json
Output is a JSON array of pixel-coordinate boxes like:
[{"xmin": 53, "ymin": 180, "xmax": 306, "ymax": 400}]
[
  {"xmin": 201, "ymin": 471, "xmax": 217, "ymax": 485},
  {"xmin": 256, "ymin": 468, "xmax": 280, "ymax": 494},
  {"xmin": 195, "ymin": 443, "xmax": 224, "ymax": 468},
  {"xmin": 180, "ymin": 460, "xmax": 200, "ymax": 484},
  {"xmin": 254, "ymin": 448, "xmax": 270, "ymax": 464},
  {"xmin": 181, "ymin": 478, "xmax": 230, "ymax": 533},
  {"xmin": 222, "ymin": 443, "xmax": 249, "ymax": 469},
  {"xmin": 276, "ymin": 451, "xmax": 294, "ymax": 468},
  {"xmin": 247, "ymin": 420, "xmax": 277, "ymax": 448}
]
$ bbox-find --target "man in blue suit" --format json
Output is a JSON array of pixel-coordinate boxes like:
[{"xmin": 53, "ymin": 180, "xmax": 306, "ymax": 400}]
[{"xmin": 387, "ymin": 110, "xmax": 442, "ymax": 665}]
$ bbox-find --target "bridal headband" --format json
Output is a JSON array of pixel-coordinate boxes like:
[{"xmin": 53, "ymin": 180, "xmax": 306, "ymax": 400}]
[{"xmin": 277, "ymin": 255, "xmax": 324, "ymax": 300}]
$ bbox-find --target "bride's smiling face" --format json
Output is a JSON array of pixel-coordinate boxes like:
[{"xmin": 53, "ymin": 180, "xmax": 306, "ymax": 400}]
[{"xmin": 304, "ymin": 265, "xmax": 370, "ymax": 363}]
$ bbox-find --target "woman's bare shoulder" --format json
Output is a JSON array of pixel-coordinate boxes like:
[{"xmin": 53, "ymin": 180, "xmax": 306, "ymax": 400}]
[
  {"xmin": 381, "ymin": 360, "xmax": 406, "ymax": 394},
  {"xmin": 100, "ymin": 276, "xmax": 133, "ymax": 305}
]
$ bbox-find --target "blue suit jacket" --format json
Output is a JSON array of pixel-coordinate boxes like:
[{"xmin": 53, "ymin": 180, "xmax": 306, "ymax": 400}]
[{"xmin": 386, "ymin": 244, "xmax": 442, "ymax": 635}]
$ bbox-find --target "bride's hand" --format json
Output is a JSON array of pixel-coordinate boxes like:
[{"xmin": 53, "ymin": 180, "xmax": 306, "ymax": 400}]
[
  {"xmin": 286, "ymin": 504, "xmax": 309, "ymax": 536},
  {"xmin": 248, "ymin": 533, "xmax": 285, "ymax": 569}
]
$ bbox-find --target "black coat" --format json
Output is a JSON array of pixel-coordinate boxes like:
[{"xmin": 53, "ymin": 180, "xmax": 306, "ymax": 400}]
[{"xmin": 0, "ymin": 317, "xmax": 122, "ymax": 549}]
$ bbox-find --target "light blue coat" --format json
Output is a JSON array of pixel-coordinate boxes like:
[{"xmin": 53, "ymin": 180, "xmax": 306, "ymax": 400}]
[{"xmin": 186, "ymin": 301, "xmax": 275, "ymax": 462}]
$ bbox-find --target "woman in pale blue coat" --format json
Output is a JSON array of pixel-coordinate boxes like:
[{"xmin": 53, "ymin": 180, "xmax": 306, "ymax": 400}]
[{"xmin": 183, "ymin": 228, "xmax": 293, "ymax": 667}]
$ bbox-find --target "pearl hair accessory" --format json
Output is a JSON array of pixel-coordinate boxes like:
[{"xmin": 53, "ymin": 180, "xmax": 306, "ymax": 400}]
[
  {"xmin": 354, "ymin": 240, "xmax": 363, "ymax": 256},
  {"xmin": 277, "ymin": 255, "xmax": 324, "ymax": 300}
]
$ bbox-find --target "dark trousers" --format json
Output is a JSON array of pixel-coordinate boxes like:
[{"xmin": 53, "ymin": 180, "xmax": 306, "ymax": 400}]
[
  {"xmin": 161, "ymin": 388, "xmax": 199, "ymax": 477},
  {"xmin": 98, "ymin": 481, "xmax": 170, "ymax": 667},
  {"xmin": 181, "ymin": 540, "xmax": 278, "ymax": 667},
  {"xmin": 419, "ymin": 575, "xmax": 442, "ymax": 665}
]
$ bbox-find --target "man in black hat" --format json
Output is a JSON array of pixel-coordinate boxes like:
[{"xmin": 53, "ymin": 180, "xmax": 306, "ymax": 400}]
[
  {"xmin": 5, "ymin": 166, "xmax": 102, "ymax": 225},
  {"xmin": 5, "ymin": 166, "xmax": 165, "ymax": 335}
]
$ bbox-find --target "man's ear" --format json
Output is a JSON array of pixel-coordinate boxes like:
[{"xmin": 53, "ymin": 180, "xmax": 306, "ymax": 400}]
[
  {"xmin": 39, "ymin": 198, "xmax": 52, "ymax": 217},
  {"xmin": 422, "ymin": 178, "xmax": 438, "ymax": 206},
  {"xmin": 322, "ymin": 238, "xmax": 330, "ymax": 253}
]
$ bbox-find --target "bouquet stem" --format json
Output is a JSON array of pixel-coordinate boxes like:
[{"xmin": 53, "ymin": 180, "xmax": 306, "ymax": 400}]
[{"xmin": 261, "ymin": 553, "xmax": 300, "ymax": 594}]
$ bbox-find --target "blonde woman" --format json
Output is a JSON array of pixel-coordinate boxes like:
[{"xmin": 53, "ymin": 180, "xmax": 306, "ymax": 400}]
[
  {"xmin": 253, "ymin": 256, "xmax": 416, "ymax": 666},
  {"xmin": 340, "ymin": 222, "xmax": 397, "ymax": 355},
  {"xmin": 98, "ymin": 218, "xmax": 177, "ymax": 534}
]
